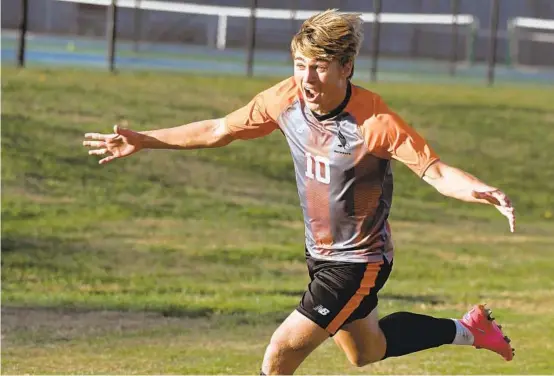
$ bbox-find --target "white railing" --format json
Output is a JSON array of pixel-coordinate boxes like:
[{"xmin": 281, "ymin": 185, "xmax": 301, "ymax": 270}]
[
  {"xmin": 507, "ymin": 17, "xmax": 554, "ymax": 67},
  {"xmin": 511, "ymin": 17, "xmax": 554, "ymax": 31}
]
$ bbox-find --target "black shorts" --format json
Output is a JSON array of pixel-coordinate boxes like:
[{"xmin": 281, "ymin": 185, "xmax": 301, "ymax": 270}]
[{"xmin": 296, "ymin": 249, "xmax": 393, "ymax": 335}]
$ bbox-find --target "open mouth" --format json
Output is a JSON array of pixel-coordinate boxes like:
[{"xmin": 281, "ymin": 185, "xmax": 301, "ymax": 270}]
[{"xmin": 304, "ymin": 86, "xmax": 319, "ymax": 101}]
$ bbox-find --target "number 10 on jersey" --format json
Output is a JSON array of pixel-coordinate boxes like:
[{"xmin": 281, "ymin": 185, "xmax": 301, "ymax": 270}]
[{"xmin": 305, "ymin": 152, "xmax": 330, "ymax": 184}]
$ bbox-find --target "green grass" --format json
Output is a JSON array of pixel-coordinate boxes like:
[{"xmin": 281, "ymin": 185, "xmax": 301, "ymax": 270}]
[{"xmin": 2, "ymin": 66, "xmax": 554, "ymax": 374}]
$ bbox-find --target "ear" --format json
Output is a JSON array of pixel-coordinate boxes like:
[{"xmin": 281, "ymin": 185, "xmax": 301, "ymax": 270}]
[{"xmin": 342, "ymin": 60, "xmax": 353, "ymax": 79}]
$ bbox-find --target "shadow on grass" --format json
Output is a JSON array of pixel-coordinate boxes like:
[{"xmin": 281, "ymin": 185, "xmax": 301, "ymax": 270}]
[
  {"xmin": 2, "ymin": 304, "xmax": 214, "ymax": 321},
  {"xmin": 1, "ymin": 304, "xmax": 287, "ymax": 338},
  {"xmin": 159, "ymin": 305, "xmax": 214, "ymax": 318},
  {"xmin": 1, "ymin": 305, "xmax": 216, "ymax": 346},
  {"xmin": 381, "ymin": 293, "xmax": 444, "ymax": 305},
  {"xmin": 1, "ymin": 236, "xmax": 41, "ymax": 253},
  {"xmin": 0, "ymin": 235, "xmax": 97, "ymax": 266}
]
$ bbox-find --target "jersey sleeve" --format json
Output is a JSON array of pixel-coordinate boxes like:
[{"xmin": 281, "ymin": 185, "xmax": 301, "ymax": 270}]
[
  {"xmin": 224, "ymin": 78, "xmax": 296, "ymax": 140},
  {"xmin": 361, "ymin": 96, "xmax": 439, "ymax": 177}
]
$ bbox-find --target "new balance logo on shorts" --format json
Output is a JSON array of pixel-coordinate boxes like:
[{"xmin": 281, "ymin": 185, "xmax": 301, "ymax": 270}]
[{"xmin": 313, "ymin": 304, "xmax": 330, "ymax": 316}]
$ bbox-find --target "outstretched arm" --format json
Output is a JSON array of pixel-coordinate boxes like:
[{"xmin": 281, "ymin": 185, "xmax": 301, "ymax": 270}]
[
  {"xmin": 83, "ymin": 80, "xmax": 288, "ymax": 165},
  {"xmin": 362, "ymin": 97, "xmax": 516, "ymax": 233},
  {"xmin": 423, "ymin": 160, "xmax": 516, "ymax": 232},
  {"xmin": 83, "ymin": 119, "xmax": 234, "ymax": 165},
  {"xmin": 140, "ymin": 119, "xmax": 233, "ymax": 149}
]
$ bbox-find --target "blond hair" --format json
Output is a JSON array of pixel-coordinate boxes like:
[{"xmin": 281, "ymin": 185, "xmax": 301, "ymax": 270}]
[{"xmin": 291, "ymin": 9, "xmax": 364, "ymax": 66}]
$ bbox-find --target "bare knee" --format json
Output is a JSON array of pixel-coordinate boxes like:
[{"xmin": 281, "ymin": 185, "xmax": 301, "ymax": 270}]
[
  {"xmin": 347, "ymin": 351, "xmax": 382, "ymax": 367},
  {"xmin": 265, "ymin": 335, "xmax": 312, "ymax": 361},
  {"xmin": 262, "ymin": 310, "xmax": 329, "ymax": 374},
  {"xmin": 262, "ymin": 334, "xmax": 317, "ymax": 374},
  {"xmin": 345, "ymin": 340, "xmax": 386, "ymax": 367},
  {"xmin": 264, "ymin": 340, "xmax": 287, "ymax": 364},
  {"xmin": 335, "ymin": 311, "xmax": 386, "ymax": 368}
]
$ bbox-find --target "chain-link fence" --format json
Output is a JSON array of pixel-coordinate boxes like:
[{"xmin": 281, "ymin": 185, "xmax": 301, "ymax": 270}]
[{"xmin": 2, "ymin": 0, "xmax": 553, "ymax": 84}]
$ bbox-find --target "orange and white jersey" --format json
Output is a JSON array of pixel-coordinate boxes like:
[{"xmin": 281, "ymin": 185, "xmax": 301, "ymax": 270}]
[{"xmin": 225, "ymin": 77, "xmax": 439, "ymax": 263}]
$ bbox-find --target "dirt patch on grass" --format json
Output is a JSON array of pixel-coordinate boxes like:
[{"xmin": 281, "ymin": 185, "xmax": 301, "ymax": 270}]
[
  {"xmin": 1, "ymin": 306, "xmax": 208, "ymax": 346},
  {"xmin": 6, "ymin": 189, "xmax": 77, "ymax": 204}
]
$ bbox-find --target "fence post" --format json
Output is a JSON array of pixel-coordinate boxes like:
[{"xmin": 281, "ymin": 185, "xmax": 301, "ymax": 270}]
[
  {"xmin": 17, "ymin": 0, "xmax": 29, "ymax": 68},
  {"xmin": 216, "ymin": 15, "xmax": 228, "ymax": 50},
  {"xmin": 370, "ymin": 0, "xmax": 382, "ymax": 82},
  {"xmin": 289, "ymin": 0, "xmax": 297, "ymax": 64},
  {"xmin": 449, "ymin": 0, "xmax": 460, "ymax": 76},
  {"xmin": 246, "ymin": 0, "xmax": 258, "ymax": 77},
  {"xmin": 107, "ymin": 0, "xmax": 118, "ymax": 73},
  {"xmin": 133, "ymin": 0, "xmax": 141, "ymax": 53},
  {"xmin": 487, "ymin": 0, "xmax": 500, "ymax": 86},
  {"xmin": 409, "ymin": 0, "xmax": 423, "ymax": 58}
]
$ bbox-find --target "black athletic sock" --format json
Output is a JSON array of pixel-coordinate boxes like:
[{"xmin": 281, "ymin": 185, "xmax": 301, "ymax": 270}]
[{"xmin": 379, "ymin": 311, "xmax": 456, "ymax": 359}]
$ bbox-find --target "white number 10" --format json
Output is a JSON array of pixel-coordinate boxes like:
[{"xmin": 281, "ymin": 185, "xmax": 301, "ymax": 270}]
[{"xmin": 305, "ymin": 152, "xmax": 330, "ymax": 184}]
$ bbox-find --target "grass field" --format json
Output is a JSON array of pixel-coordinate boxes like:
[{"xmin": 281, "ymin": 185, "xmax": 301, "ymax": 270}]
[{"xmin": 2, "ymin": 66, "xmax": 554, "ymax": 374}]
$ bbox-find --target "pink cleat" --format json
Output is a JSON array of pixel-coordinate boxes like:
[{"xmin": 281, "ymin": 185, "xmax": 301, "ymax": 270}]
[{"xmin": 461, "ymin": 304, "xmax": 514, "ymax": 361}]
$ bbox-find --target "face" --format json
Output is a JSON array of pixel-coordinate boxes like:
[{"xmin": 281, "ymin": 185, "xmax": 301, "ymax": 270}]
[{"xmin": 293, "ymin": 52, "xmax": 352, "ymax": 115}]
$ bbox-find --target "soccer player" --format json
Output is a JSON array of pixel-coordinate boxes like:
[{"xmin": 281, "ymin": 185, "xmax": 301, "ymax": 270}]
[{"xmin": 83, "ymin": 10, "xmax": 516, "ymax": 375}]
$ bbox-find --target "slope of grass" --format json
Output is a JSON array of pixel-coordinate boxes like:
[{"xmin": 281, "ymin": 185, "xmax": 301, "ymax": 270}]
[{"xmin": 2, "ymin": 66, "xmax": 554, "ymax": 374}]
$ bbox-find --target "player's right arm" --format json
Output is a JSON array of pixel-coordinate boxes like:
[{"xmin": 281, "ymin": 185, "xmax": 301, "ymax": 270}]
[
  {"xmin": 83, "ymin": 120, "xmax": 234, "ymax": 164},
  {"xmin": 83, "ymin": 80, "xmax": 289, "ymax": 164}
]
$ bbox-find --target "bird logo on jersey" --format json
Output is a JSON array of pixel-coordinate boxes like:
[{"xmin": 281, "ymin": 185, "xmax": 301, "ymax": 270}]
[
  {"xmin": 334, "ymin": 130, "xmax": 351, "ymax": 155},
  {"xmin": 337, "ymin": 130, "xmax": 348, "ymax": 148}
]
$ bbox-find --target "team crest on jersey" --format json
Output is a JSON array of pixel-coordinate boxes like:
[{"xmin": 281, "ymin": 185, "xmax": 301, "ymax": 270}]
[{"xmin": 334, "ymin": 130, "xmax": 351, "ymax": 155}]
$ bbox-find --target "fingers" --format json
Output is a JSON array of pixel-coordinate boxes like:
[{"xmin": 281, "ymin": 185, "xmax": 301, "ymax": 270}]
[
  {"xmin": 505, "ymin": 205, "xmax": 516, "ymax": 233},
  {"xmin": 84, "ymin": 126, "xmax": 126, "ymax": 165},
  {"xmin": 497, "ymin": 204, "xmax": 516, "ymax": 233},
  {"xmin": 114, "ymin": 124, "xmax": 136, "ymax": 138},
  {"xmin": 472, "ymin": 190, "xmax": 501, "ymax": 206},
  {"xmin": 99, "ymin": 155, "xmax": 116, "ymax": 165},
  {"xmin": 494, "ymin": 191, "xmax": 516, "ymax": 233},
  {"xmin": 502, "ymin": 194, "xmax": 512, "ymax": 207},
  {"xmin": 82, "ymin": 140, "xmax": 105, "ymax": 148},
  {"xmin": 491, "ymin": 190, "xmax": 509, "ymax": 207},
  {"xmin": 509, "ymin": 213, "xmax": 516, "ymax": 233},
  {"xmin": 83, "ymin": 133, "xmax": 118, "ymax": 145},
  {"xmin": 84, "ymin": 133, "xmax": 115, "ymax": 140},
  {"xmin": 473, "ymin": 190, "xmax": 516, "ymax": 233},
  {"xmin": 88, "ymin": 148, "xmax": 117, "ymax": 164},
  {"xmin": 505, "ymin": 209, "xmax": 516, "ymax": 233},
  {"xmin": 87, "ymin": 147, "xmax": 118, "ymax": 164},
  {"xmin": 88, "ymin": 148, "xmax": 108, "ymax": 156}
]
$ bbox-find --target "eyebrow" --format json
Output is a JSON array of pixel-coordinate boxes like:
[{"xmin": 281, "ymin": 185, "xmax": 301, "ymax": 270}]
[{"xmin": 294, "ymin": 58, "xmax": 329, "ymax": 64}]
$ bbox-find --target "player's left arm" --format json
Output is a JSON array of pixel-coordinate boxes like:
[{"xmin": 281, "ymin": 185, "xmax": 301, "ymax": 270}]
[
  {"xmin": 423, "ymin": 161, "xmax": 515, "ymax": 233},
  {"xmin": 365, "ymin": 96, "xmax": 515, "ymax": 233}
]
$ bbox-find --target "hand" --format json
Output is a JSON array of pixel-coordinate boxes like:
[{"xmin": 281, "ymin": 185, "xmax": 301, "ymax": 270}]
[
  {"xmin": 83, "ymin": 125, "xmax": 143, "ymax": 164},
  {"xmin": 472, "ymin": 189, "xmax": 516, "ymax": 233}
]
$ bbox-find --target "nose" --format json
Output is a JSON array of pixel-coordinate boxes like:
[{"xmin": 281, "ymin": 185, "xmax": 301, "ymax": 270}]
[{"xmin": 304, "ymin": 67, "xmax": 317, "ymax": 83}]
